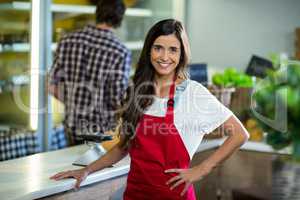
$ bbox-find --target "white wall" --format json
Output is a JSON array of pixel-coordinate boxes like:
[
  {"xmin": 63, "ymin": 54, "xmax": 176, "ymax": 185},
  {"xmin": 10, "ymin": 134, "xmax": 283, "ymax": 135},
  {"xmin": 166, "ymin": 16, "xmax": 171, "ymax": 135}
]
[{"xmin": 186, "ymin": 0, "xmax": 300, "ymax": 75}]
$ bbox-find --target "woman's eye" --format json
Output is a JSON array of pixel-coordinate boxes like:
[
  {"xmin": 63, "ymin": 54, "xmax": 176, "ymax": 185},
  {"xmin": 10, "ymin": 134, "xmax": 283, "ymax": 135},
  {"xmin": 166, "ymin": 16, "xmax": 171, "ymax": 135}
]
[
  {"xmin": 170, "ymin": 47, "xmax": 178, "ymax": 53},
  {"xmin": 153, "ymin": 45, "xmax": 161, "ymax": 51}
]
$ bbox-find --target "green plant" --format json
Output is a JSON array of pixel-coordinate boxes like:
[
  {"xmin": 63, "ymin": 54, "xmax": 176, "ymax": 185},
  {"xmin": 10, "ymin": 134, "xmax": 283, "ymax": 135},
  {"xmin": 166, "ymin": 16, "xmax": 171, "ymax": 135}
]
[
  {"xmin": 212, "ymin": 67, "xmax": 253, "ymax": 88},
  {"xmin": 253, "ymin": 62, "xmax": 300, "ymax": 161}
]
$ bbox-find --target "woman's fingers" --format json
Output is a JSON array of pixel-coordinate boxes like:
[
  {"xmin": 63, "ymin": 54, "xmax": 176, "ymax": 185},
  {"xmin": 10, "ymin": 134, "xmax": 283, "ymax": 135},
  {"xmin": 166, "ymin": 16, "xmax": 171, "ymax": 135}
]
[
  {"xmin": 164, "ymin": 168, "xmax": 183, "ymax": 173},
  {"xmin": 50, "ymin": 173, "xmax": 61, "ymax": 179},
  {"xmin": 74, "ymin": 177, "xmax": 83, "ymax": 189},
  {"xmin": 180, "ymin": 183, "xmax": 191, "ymax": 196},
  {"xmin": 166, "ymin": 175, "xmax": 181, "ymax": 185},
  {"xmin": 50, "ymin": 171, "xmax": 70, "ymax": 180},
  {"xmin": 50, "ymin": 170, "xmax": 84, "ymax": 189},
  {"xmin": 50, "ymin": 170, "xmax": 76, "ymax": 180},
  {"xmin": 170, "ymin": 179, "xmax": 185, "ymax": 190},
  {"xmin": 165, "ymin": 168, "xmax": 197, "ymax": 195},
  {"xmin": 74, "ymin": 170, "xmax": 89, "ymax": 189},
  {"xmin": 50, "ymin": 169, "xmax": 88, "ymax": 190}
]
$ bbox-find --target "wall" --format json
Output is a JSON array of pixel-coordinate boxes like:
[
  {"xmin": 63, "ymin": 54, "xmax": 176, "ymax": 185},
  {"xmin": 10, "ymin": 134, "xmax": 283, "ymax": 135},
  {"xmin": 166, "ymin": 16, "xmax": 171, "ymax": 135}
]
[{"xmin": 186, "ymin": 0, "xmax": 300, "ymax": 77}]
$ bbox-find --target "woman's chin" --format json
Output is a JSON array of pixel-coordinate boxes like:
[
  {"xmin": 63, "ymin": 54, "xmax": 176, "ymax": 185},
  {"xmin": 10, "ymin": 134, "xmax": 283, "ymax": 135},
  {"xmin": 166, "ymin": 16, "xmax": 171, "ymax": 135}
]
[{"xmin": 155, "ymin": 70, "xmax": 175, "ymax": 77}]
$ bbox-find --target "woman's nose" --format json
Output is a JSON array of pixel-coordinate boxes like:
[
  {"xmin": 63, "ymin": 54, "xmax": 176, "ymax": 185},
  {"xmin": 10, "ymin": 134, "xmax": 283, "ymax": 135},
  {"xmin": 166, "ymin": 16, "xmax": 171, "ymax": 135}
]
[{"xmin": 160, "ymin": 50, "xmax": 169, "ymax": 61}]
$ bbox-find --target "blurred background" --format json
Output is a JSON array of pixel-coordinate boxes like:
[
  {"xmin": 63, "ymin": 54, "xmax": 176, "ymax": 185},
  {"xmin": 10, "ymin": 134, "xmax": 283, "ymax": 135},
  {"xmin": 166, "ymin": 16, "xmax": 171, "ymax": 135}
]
[{"xmin": 0, "ymin": 0, "xmax": 300, "ymax": 159}]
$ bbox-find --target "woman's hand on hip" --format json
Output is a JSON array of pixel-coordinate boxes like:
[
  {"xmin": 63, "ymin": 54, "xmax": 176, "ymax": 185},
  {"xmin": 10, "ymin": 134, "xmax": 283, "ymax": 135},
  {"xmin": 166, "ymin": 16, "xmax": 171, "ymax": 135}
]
[
  {"xmin": 50, "ymin": 168, "xmax": 89, "ymax": 189},
  {"xmin": 165, "ymin": 162, "xmax": 213, "ymax": 196}
]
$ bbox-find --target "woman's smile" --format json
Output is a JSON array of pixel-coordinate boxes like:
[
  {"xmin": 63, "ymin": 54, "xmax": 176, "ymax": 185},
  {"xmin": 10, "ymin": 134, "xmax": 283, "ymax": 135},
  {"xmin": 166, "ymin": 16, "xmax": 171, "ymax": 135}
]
[{"xmin": 157, "ymin": 61, "xmax": 174, "ymax": 68}]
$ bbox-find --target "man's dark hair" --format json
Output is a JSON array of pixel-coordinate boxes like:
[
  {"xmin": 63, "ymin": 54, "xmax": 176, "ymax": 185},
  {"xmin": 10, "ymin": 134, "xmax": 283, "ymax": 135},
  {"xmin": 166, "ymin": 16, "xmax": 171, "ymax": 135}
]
[{"xmin": 95, "ymin": 0, "xmax": 126, "ymax": 28}]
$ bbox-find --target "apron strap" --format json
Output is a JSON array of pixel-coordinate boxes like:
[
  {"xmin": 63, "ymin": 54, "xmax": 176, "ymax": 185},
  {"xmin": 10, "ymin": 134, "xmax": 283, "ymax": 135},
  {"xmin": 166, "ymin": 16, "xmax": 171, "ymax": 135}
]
[{"xmin": 166, "ymin": 76, "xmax": 176, "ymax": 123}]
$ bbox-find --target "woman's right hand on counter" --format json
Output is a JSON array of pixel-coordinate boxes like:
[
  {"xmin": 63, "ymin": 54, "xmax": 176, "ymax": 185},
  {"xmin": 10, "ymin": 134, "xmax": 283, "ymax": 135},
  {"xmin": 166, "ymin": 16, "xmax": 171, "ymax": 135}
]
[
  {"xmin": 49, "ymin": 136, "xmax": 128, "ymax": 189},
  {"xmin": 50, "ymin": 168, "xmax": 89, "ymax": 189}
]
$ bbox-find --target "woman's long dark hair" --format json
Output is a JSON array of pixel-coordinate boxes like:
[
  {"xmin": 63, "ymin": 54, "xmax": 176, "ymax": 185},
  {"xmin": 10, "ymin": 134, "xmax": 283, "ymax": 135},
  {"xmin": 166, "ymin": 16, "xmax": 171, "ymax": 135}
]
[{"xmin": 119, "ymin": 19, "xmax": 191, "ymax": 148}]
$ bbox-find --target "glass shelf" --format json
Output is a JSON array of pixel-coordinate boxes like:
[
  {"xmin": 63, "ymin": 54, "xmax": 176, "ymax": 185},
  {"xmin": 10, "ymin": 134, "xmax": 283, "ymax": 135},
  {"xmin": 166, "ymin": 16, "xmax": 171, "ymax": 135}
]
[
  {"xmin": 51, "ymin": 4, "xmax": 152, "ymax": 17},
  {"xmin": 0, "ymin": 1, "xmax": 30, "ymax": 11},
  {"xmin": 0, "ymin": 1, "xmax": 153, "ymax": 17},
  {"xmin": 0, "ymin": 43, "xmax": 29, "ymax": 52},
  {"xmin": 0, "ymin": 41, "xmax": 144, "ymax": 53},
  {"xmin": 0, "ymin": 0, "xmax": 31, "ymax": 129}
]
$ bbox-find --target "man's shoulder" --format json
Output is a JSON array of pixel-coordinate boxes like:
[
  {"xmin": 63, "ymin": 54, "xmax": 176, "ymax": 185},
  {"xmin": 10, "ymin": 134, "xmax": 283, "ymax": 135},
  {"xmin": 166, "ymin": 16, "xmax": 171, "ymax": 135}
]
[
  {"xmin": 58, "ymin": 25, "xmax": 130, "ymax": 55},
  {"xmin": 61, "ymin": 26, "xmax": 93, "ymax": 40},
  {"xmin": 58, "ymin": 27, "xmax": 85, "ymax": 43}
]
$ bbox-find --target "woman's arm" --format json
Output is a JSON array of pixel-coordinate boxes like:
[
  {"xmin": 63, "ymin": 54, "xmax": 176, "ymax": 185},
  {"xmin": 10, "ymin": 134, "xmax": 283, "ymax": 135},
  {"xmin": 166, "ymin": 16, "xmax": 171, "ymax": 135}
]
[
  {"xmin": 50, "ymin": 135, "xmax": 128, "ymax": 188},
  {"xmin": 199, "ymin": 115, "xmax": 249, "ymax": 171},
  {"xmin": 85, "ymin": 138, "xmax": 128, "ymax": 174},
  {"xmin": 165, "ymin": 115, "xmax": 249, "ymax": 196}
]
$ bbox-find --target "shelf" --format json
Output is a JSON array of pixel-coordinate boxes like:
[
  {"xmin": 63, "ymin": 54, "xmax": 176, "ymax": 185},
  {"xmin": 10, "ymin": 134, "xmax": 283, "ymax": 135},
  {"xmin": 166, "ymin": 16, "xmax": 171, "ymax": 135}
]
[
  {"xmin": 0, "ymin": 1, "xmax": 153, "ymax": 17},
  {"xmin": 0, "ymin": 41, "xmax": 144, "ymax": 53},
  {"xmin": 124, "ymin": 41, "xmax": 144, "ymax": 50},
  {"xmin": 0, "ymin": 43, "xmax": 56, "ymax": 52},
  {"xmin": 0, "ymin": 43, "xmax": 29, "ymax": 52},
  {"xmin": 0, "ymin": 1, "xmax": 30, "ymax": 11},
  {"xmin": 52, "ymin": 4, "xmax": 152, "ymax": 17},
  {"xmin": 51, "ymin": 41, "xmax": 144, "ymax": 51},
  {"xmin": 125, "ymin": 8, "xmax": 153, "ymax": 17}
]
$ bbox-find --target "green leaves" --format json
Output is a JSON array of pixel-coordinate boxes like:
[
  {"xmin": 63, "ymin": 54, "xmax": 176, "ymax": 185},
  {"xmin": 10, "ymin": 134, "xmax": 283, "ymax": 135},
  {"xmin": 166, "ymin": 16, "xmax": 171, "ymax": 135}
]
[
  {"xmin": 253, "ymin": 62, "xmax": 300, "ymax": 159},
  {"xmin": 212, "ymin": 73, "xmax": 227, "ymax": 87},
  {"xmin": 266, "ymin": 131, "xmax": 291, "ymax": 150},
  {"xmin": 212, "ymin": 67, "xmax": 253, "ymax": 88}
]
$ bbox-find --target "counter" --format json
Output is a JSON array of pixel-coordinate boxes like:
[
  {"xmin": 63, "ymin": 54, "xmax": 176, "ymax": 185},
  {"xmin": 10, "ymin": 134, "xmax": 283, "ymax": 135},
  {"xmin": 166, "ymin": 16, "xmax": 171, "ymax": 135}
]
[
  {"xmin": 0, "ymin": 145, "xmax": 130, "ymax": 200},
  {"xmin": 0, "ymin": 139, "xmax": 290, "ymax": 200}
]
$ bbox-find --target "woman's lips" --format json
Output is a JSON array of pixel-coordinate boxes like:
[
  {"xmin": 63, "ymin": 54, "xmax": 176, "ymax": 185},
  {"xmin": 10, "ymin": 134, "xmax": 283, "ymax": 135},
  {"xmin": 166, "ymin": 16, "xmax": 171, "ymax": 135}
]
[{"xmin": 157, "ymin": 62, "xmax": 172, "ymax": 68}]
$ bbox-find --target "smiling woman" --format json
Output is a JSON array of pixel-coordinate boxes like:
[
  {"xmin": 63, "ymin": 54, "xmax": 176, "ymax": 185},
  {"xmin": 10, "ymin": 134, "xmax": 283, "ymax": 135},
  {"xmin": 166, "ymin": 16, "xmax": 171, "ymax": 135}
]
[{"xmin": 50, "ymin": 19, "xmax": 249, "ymax": 200}]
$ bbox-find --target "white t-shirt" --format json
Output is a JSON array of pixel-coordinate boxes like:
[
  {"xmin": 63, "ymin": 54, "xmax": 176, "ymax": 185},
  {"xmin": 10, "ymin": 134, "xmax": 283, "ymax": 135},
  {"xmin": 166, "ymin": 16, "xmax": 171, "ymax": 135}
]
[{"xmin": 144, "ymin": 79, "xmax": 233, "ymax": 160}]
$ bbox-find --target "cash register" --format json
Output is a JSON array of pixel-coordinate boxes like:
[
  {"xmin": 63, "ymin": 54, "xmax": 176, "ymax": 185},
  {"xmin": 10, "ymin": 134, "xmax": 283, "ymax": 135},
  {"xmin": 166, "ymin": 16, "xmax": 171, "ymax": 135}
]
[{"xmin": 72, "ymin": 134, "xmax": 113, "ymax": 166}]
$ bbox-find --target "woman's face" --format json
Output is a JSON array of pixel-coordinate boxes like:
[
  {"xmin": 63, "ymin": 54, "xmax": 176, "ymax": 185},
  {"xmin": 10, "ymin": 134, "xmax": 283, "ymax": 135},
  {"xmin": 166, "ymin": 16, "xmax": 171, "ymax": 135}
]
[{"xmin": 150, "ymin": 34, "xmax": 181, "ymax": 79}]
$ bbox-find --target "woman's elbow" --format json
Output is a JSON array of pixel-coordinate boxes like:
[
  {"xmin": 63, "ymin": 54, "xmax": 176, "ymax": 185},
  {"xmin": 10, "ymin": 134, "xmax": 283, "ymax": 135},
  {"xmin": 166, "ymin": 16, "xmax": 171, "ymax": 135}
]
[
  {"xmin": 234, "ymin": 120, "xmax": 249, "ymax": 144},
  {"xmin": 240, "ymin": 128, "xmax": 249, "ymax": 143},
  {"xmin": 225, "ymin": 115, "xmax": 249, "ymax": 144}
]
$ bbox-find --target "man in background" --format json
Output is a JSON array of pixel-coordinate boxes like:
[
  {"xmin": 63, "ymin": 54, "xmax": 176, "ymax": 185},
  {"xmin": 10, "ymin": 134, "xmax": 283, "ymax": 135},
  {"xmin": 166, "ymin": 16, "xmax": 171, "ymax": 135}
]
[{"xmin": 49, "ymin": 0, "xmax": 131, "ymax": 145}]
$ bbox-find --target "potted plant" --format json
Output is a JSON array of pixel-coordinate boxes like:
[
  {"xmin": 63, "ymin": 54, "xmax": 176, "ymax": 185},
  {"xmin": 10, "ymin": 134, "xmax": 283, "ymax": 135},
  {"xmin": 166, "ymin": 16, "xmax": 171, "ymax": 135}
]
[
  {"xmin": 211, "ymin": 67, "xmax": 253, "ymax": 111},
  {"xmin": 206, "ymin": 68, "xmax": 253, "ymax": 139},
  {"xmin": 253, "ymin": 61, "xmax": 300, "ymax": 199}
]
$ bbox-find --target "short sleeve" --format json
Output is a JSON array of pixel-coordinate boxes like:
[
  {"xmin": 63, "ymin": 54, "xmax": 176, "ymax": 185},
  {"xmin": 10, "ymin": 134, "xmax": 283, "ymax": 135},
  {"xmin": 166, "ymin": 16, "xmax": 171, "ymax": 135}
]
[
  {"xmin": 189, "ymin": 81, "xmax": 233, "ymax": 135},
  {"xmin": 49, "ymin": 41, "xmax": 65, "ymax": 85},
  {"xmin": 173, "ymin": 80, "xmax": 234, "ymax": 159}
]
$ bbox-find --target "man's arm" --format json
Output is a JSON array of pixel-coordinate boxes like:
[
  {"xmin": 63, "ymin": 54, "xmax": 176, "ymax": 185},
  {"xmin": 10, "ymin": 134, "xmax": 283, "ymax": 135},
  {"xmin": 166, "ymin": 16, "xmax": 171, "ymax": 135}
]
[
  {"xmin": 107, "ymin": 51, "xmax": 131, "ymax": 117},
  {"xmin": 48, "ymin": 41, "xmax": 65, "ymax": 103},
  {"xmin": 48, "ymin": 82, "xmax": 64, "ymax": 102}
]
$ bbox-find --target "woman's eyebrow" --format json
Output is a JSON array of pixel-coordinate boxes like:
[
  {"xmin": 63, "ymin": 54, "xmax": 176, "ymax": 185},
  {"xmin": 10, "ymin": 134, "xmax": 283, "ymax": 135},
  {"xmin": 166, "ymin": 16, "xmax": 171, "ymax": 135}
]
[
  {"xmin": 153, "ymin": 44, "xmax": 180, "ymax": 49},
  {"xmin": 152, "ymin": 44, "xmax": 163, "ymax": 47},
  {"xmin": 169, "ymin": 46, "xmax": 180, "ymax": 49}
]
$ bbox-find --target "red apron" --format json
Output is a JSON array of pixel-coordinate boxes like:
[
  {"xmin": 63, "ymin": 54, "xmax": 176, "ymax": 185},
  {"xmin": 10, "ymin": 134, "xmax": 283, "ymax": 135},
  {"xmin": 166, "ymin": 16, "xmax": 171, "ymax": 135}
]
[{"xmin": 124, "ymin": 80, "xmax": 196, "ymax": 200}]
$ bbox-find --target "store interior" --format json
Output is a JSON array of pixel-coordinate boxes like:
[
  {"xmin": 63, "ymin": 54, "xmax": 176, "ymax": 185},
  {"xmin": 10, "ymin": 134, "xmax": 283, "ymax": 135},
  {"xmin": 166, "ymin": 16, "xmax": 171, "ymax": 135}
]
[{"xmin": 0, "ymin": 0, "xmax": 300, "ymax": 199}]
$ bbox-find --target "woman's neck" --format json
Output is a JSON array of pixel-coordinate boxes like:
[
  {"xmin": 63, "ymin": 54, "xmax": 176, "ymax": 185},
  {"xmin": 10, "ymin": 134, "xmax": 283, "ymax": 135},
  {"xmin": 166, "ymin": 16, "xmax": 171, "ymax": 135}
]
[
  {"xmin": 155, "ymin": 75, "xmax": 174, "ymax": 88},
  {"xmin": 154, "ymin": 73, "xmax": 179, "ymax": 98}
]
